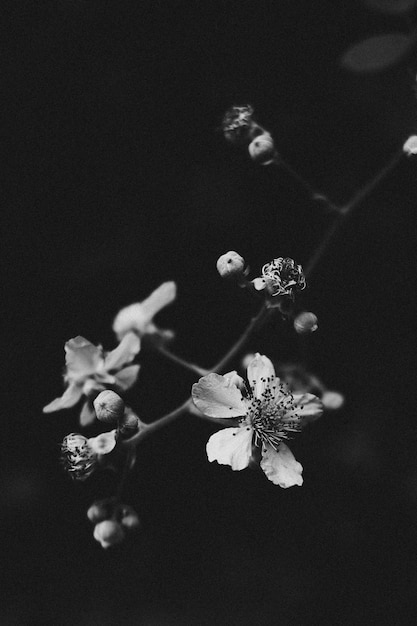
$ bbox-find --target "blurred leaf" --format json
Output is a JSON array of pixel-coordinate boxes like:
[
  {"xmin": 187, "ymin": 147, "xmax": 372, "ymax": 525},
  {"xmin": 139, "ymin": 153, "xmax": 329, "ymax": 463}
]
[
  {"xmin": 341, "ymin": 33, "xmax": 414, "ymax": 72},
  {"xmin": 363, "ymin": 0, "xmax": 417, "ymax": 14}
]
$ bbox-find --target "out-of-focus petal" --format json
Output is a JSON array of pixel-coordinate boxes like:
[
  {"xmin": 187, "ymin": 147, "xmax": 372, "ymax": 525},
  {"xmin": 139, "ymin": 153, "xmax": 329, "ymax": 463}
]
[
  {"xmin": 88, "ymin": 430, "xmax": 117, "ymax": 455},
  {"xmin": 260, "ymin": 443, "xmax": 303, "ymax": 488},
  {"xmin": 79, "ymin": 400, "xmax": 97, "ymax": 426},
  {"xmin": 139, "ymin": 281, "xmax": 177, "ymax": 320},
  {"xmin": 113, "ymin": 283, "xmax": 177, "ymax": 340},
  {"xmin": 114, "ymin": 364, "xmax": 140, "ymax": 391},
  {"xmin": 247, "ymin": 353, "xmax": 276, "ymax": 399},
  {"xmin": 192, "ymin": 373, "xmax": 247, "ymax": 418},
  {"xmin": 287, "ymin": 393, "xmax": 323, "ymax": 424},
  {"xmin": 104, "ymin": 332, "xmax": 140, "ymax": 371},
  {"xmin": 113, "ymin": 303, "xmax": 149, "ymax": 340},
  {"xmin": 43, "ymin": 382, "xmax": 83, "ymax": 413},
  {"xmin": 206, "ymin": 427, "xmax": 253, "ymax": 471},
  {"xmin": 65, "ymin": 336, "xmax": 103, "ymax": 381}
]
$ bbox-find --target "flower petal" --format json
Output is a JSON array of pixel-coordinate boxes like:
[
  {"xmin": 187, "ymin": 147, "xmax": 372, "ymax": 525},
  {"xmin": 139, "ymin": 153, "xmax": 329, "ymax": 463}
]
[
  {"xmin": 206, "ymin": 427, "xmax": 253, "ymax": 471},
  {"xmin": 65, "ymin": 337, "xmax": 103, "ymax": 381},
  {"xmin": 43, "ymin": 382, "xmax": 83, "ymax": 413},
  {"xmin": 79, "ymin": 400, "xmax": 97, "ymax": 426},
  {"xmin": 104, "ymin": 332, "xmax": 141, "ymax": 371},
  {"xmin": 287, "ymin": 393, "xmax": 323, "ymax": 425},
  {"xmin": 114, "ymin": 364, "xmax": 140, "ymax": 391},
  {"xmin": 192, "ymin": 373, "xmax": 247, "ymax": 418},
  {"xmin": 140, "ymin": 281, "xmax": 177, "ymax": 320},
  {"xmin": 88, "ymin": 430, "xmax": 117, "ymax": 455},
  {"xmin": 223, "ymin": 370, "xmax": 248, "ymax": 394},
  {"xmin": 247, "ymin": 353, "xmax": 276, "ymax": 399},
  {"xmin": 113, "ymin": 283, "xmax": 177, "ymax": 340},
  {"xmin": 260, "ymin": 443, "xmax": 303, "ymax": 488}
]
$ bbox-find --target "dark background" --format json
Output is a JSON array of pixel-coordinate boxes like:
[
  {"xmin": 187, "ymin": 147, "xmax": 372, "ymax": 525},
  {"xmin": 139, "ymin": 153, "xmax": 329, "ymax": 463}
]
[{"xmin": 2, "ymin": 0, "xmax": 417, "ymax": 624}]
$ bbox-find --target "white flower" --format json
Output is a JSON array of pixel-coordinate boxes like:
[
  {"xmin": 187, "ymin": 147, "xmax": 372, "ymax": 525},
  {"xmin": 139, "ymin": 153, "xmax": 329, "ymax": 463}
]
[
  {"xmin": 403, "ymin": 135, "xmax": 417, "ymax": 156},
  {"xmin": 43, "ymin": 332, "xmax": 140, "ymax": 426},
  {"xmin": 192, "ymin": 354, "xmax": 323, "ymax": 488},
  {"xmin": 113, "ymin": 282, "xmax": 176, "ymax": 342}
]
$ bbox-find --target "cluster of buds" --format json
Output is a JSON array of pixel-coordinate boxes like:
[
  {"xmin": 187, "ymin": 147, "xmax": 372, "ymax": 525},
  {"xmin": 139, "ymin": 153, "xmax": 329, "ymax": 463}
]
[
  {"xmin": 60, "ymin": 392, "xmax": 140, "ymax": 482},
  {"xmin": 222, "ymin": 105, "xmax": 278, "ymax": 165},
  {"xmin": 87, "ymin": 498, "xmax": 141, "ymax": 549},
  {"xmin": 216, "ymin": 252, "xmax": 317, "ymax": 330},
  {"xmin": 94, "ymin": 390, "xmax": 140, "ymax": 438}
]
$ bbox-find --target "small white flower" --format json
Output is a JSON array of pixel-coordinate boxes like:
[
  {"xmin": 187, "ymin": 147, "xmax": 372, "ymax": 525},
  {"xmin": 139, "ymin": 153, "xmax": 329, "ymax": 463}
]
[
  {"xmin": 192, "ymin": 354, "xmax": 323, "ymax": 488},
  {"xmin": 113, "ymin": 282, "xmax": 176, "ymax": 342},
  {"xmin": 403, "ymin": 135, "xmax": 417, "ymax": 156},
  {"xmin": 43, "ymin": 333, "xmax": 140, "ymax": 426}
]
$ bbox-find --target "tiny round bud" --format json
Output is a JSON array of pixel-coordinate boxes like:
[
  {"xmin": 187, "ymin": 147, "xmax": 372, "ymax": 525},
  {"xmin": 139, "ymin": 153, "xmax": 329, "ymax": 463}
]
[
  {"xmin": 94, "ymin": 390, "xmax": 125, "ymax": 424},
  {"xmin": 93, "ymin": 520, "xmax": 125, "ymax": 549},
  {"xmin": 294, "ymin": 312, "xmax": 318, "ymax": 335},
  {"xmin": 322, "ymin": 390, "xmax": 345, "ymax": 411},
  {"xmin": 403, "ymin": 135, "xmax": 417, "ymax": 156},
  {"xmin": 248, "ymin": 133, "xmax": 276, "ymax": 164},
  {"xmin": 87, "ymin": 500, "xmax": 111, "ymax": 524},
  {"xmin": 120, "ymin": 506, "xmax": 141, "ymax": 531},
  {"xmin": 118, "ymin": 410, "xmax": 140, "ymax": 438},
  {"xmin": 216, "ymin": 251, "xmax": 245, "ymax": 279}
]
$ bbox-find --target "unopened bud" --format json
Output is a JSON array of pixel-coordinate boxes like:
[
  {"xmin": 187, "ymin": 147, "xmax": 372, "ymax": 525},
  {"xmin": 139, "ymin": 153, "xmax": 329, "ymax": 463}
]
[
  {"xmin": 93, "ymin": 520, "xmax": 125, "ymax": 549},
  {"xmin": 248, "ymin": 133, "xmax": 276, "ymax": 165},
  {"xmin": 216, "ymin": 251, "xmax": 245, "ymax": 279},
  {"xmin": 118, "ymin": 409, "xmax": 140, "ymax": 438},
  {"xmin": 403, "ymin": 135, "xmax": 417, "ymax": 156},
  {"xmin": 322, "ymin": 390, "xmax": 345, "ymax": 411},
  {"xmin": 94, "ymin": 390, "xmax": 125, "ymax": 424},
  {"xmin": 119, "ymin": 505, "xmax": 141, "ymax": 531},
  {"xmin": 87, "ymin": 499, "xmax": 112, "ymax": 523},
  {"xmin": 294, "ymin": 312, "xmax": 318, "ymax": 335}
]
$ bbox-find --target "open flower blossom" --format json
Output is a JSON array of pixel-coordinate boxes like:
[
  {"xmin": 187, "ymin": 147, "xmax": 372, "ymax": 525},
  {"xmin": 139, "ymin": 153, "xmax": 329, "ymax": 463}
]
[
  {"xmin": 252, "ymin": 257, "xmax": 306, "ymax": 298},
  {"xmin": 61, "ymin": 430, "xmax": 116, "ymax": 481},
  {"xmin": 43, "ymin": 332, "xmax": 140, "ymax": 426},
  {"xmin": 112, "ymin": 282, "xmax": 177, "ymax": 343},
  {"xmin": 192, "ymin": 354, "xmax": 323, "ymax": 488}
]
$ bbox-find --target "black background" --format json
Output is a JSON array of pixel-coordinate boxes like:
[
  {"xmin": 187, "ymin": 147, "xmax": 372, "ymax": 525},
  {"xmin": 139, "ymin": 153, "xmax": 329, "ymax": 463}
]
[{"xmin": 2, "ymin": 1, "xmax": 417, "ymax": 624}]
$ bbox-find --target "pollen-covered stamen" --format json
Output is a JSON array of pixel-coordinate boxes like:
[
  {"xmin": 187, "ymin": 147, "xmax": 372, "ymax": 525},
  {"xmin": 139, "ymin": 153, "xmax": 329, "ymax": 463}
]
[
  {"xmin": 61, "ymin": 433, "xmax": 97, "ymax": 481},
  {"xmin": 261, "ymin": 257, "xmax": 306, "ymax": 298},
  {"xmin": 248, "ymin": 379, "xmax": 302, "ymax": 451}
]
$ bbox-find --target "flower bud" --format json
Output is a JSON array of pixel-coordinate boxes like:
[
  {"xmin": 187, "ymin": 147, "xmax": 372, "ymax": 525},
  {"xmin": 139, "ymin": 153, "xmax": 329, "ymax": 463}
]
[
  {"xmin": 93, "ymin": 520, "xmax": 125, "ymax": 549},
  {"xmin": 119, "ymin": 505, "xmax": 141, "ymax": 531},
  {"xmin": 216, "ymin": 251, "xmax": 245, "ymax": 279},
  {"xmin": 403, "ymin": 135, "xmax": 417, "ymax": 156},
  {"xmin": 94, "ymin": 390, "xmax": 125, "ymax": 424},
  {"xmin": 118, "ymin": 409, "xmax": 140, "ymax": 438},
  {"xmin": 294, "ymin": 312, "xmax": 318, "ymax": 335},
  {"xmin": 248, "ymin": 133, "xmax": 276, "ymax": 165},
  {"xmin": 87, "ymin": 499, "xmax": 112, "ymax": 523},
  {"xmin": 322, "ymin": 390, "xmax": 345, "ymax": 411}
]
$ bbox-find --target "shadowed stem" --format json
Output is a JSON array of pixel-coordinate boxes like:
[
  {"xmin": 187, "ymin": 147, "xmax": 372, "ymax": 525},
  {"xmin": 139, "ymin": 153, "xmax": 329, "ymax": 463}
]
[
  {"xmin": 305, "ymin": 148, "xmax": 404, "ymax": 279},
  {"xmin": 157, "ymin": 346, "xmax": 210, "ymax": 376}
]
